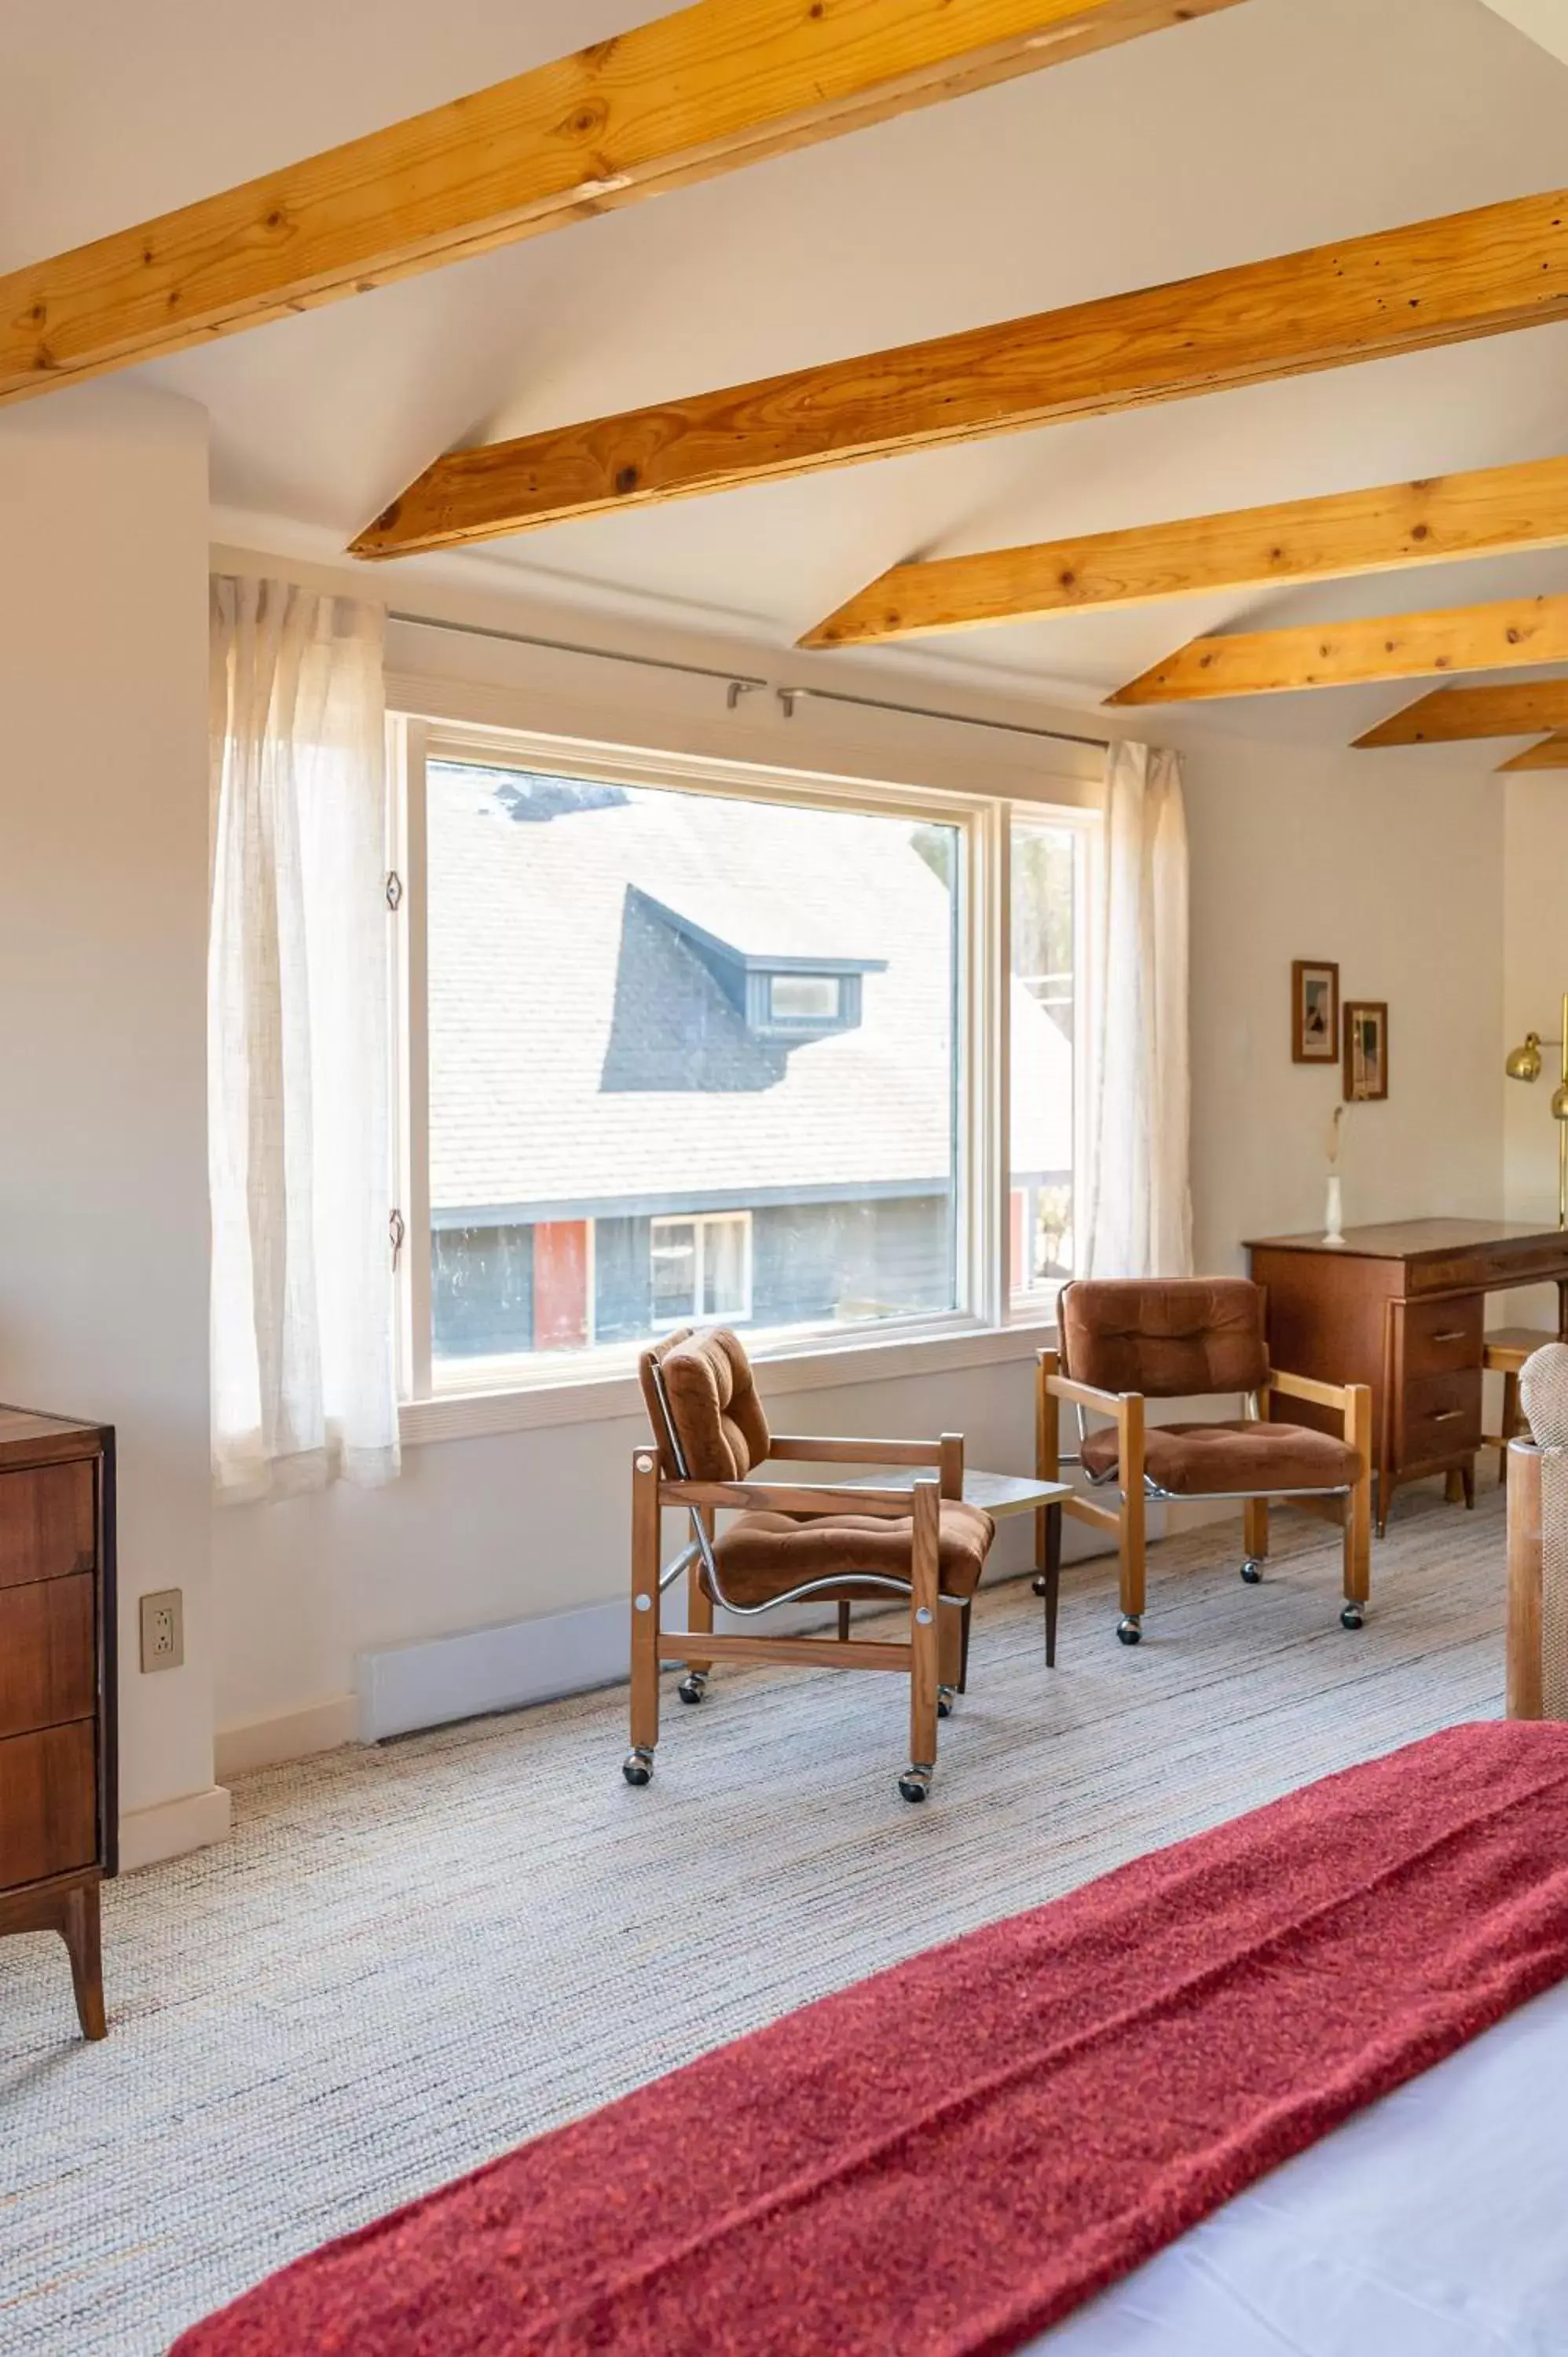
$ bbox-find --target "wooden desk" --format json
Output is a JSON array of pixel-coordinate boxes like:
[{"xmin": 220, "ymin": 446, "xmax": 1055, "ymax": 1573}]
[
  {"xmin": 0, "ymin": 1405, "xmax": 116, "ymax": 2039},
  {"xmin": 1246, "ymin": 1220, "xmax": 1568, "ymax": 1535}
]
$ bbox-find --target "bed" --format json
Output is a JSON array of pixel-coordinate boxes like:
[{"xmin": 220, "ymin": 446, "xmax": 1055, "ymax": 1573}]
[
  {"xmin": 1035, "ymin": 1972, "xmax": 1568, "ymax": 2355},
  {"xmin": 175, "ymin": 1721, "xmax": 1568, "ymax": 2357}
]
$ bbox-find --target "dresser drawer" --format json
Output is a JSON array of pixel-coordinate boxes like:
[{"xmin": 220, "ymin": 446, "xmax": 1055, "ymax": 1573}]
[
  {"xmin": 0, "ymin": 1461, "xmax": 96, "ymax": 1590},
  {"xmin": 1395, "ymin": 1369, "xmax": 1482, "ymax": 1468},
  {"xmin": 0, "ymin": 1721, "xmax": 97, "ymax": 1887},
  {"xmin": 1401, "ymin": 1294, "xmax": 1484, "ymax": 1380},
  {"xmin": 0, "ymin": 1574, "xmax": 96, "ymax": 1741}
]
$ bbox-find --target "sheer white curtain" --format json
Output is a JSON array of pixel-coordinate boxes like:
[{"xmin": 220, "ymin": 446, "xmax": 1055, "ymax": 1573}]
[
  {"xmin": 1080, "ymin": 740, "xmax": 1193, "ymax": 1281},
  {"xmin": 208, "ymin": 576, "xmax": 400, "ymax": 1498}
]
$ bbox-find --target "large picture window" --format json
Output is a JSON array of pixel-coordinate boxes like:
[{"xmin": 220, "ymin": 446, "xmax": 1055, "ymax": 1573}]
[{"xmin": 394, "ymin": 727, "xmax": 1089, "ymax": 1398}]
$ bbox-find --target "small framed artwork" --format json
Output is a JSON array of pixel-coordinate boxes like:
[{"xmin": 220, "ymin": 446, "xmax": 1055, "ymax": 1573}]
[
  {"xmin": 1343, "ymin": 1001, "xmax": 1389, "ymax": 1102},
  {"xmin": 1291, "ymin": 960, "xmax": 1340, "ymax": 1064}
]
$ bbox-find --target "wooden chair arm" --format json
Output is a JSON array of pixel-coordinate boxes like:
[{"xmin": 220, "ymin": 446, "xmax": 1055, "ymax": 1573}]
[
  {"xmin": 661, "ymin": 1477, "xmax": 928, "ymax": 1519},
  {"xmin": 765, "ymin": 1433, "xmax": 964, "ymax": 1498},
  {"xmin": 1268, "ymin": 1367, "xmax": 1357, "ymax": 1416},
  {"xmin": 1046, "ymin": 1372, "xmax": 1130, "ymax": 1418},
  {"xmin": 767, "ymin": 1435, "xmax": 949, "ymax": 1465}
]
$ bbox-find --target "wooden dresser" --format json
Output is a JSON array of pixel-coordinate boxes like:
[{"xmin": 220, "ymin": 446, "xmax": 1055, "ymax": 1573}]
[
  {"xmin": 0, "ymin": 1406, "xmax": 115, "ymax": 2039},
  {"xmin": 1246, "ymin": 1221, "xmax": 1568, "ymax": 1536}
]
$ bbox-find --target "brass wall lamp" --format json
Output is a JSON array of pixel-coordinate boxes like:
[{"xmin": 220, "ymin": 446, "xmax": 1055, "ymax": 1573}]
[{"xmin": 1505, "ymin": 989, "xmax": 1568, "ymax": 1229}]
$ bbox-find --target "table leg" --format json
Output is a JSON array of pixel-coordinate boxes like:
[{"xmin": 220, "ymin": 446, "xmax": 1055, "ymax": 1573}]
[{"xmin": 1042, "ymin": 1501, "xmax": 1063, "ymax": 1670}]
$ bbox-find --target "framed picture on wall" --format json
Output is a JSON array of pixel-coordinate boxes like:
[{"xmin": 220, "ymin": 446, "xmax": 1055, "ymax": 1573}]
[
  {"xmin": 1291, "ymin": 959, "xmax": 1340, "ymax": 1063},
  {"xmin": 1343, "ymin": 1001, "xmax": 1389, "ymax": 1101}
]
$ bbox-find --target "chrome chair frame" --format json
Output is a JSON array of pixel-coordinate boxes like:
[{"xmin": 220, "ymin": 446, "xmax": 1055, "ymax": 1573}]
[{"xmin": 629, "ymin": 1343, "xmax": 977, "ymax": 1804}]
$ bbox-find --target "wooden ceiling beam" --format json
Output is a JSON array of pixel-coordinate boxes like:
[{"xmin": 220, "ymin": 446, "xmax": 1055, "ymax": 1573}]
[
  {"xmin": 799, "ymin": 456, "xmax": 1568, "ymax": 649},
  {"xmin": 1497, "ymin": 735, "xmax": 1568, "ymax": 770},
  {"xmin": 1108, "ymin": 592, "xmax": 1568, "ymax": 706},
  {"xmin": 354, "ymin": 181, "xmax": 1568, "ymax": 556},
  {"xmin": 1353, "ymin": 679, "xmax": 1568, "ymax": 746},
  {"xmin": 0, "ymin": 0, "xmax": 1242, "ymax": 408}
]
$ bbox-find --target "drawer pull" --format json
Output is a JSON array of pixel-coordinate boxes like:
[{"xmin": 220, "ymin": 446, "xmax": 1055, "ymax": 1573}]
[
  {"xmin": 1431, "ymin": 1330, "xmax": 1467, "ymax": 1344},
  {"xmin": 1430, "ymin": 1409, "xmax": 1466, "ymax": 1424}
]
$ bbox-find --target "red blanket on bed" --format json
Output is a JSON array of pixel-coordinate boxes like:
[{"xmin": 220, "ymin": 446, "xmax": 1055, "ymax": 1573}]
[{"xmin": 175, "ymin": 1721, "xmax": 1568, "ymax": 2357}]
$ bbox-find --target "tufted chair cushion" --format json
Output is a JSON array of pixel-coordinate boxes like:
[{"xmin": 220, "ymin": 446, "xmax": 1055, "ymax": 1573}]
[
  {"xmin": 709, "ymin": 1501, "xmax": 995, "ymax": 1607},
  {"xmin": 1061, "ymin": 1279, "xmax": 1269, "ymax": 1399},
  {"xmin": 651, "ymin": 1328, "xmax": 772, "ymax": 1481},
  {"xmin": 1080, "ymin": 1420, "xmax": 1360, "ymax": 1495}
]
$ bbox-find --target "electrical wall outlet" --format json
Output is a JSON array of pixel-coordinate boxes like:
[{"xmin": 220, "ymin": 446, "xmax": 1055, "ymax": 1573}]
[{"xmin": 140, "ymin": 1588, "xmax": 185, "ymax": 1672}]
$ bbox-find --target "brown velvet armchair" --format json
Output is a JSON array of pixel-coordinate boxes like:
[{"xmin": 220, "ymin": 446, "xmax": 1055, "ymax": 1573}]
[
  {"xmin": 628, "ymin": 1327, "xmax": 995, "ymax": 1803},
  {"xmin": 1037, "ymin": 1279, "xmax": 1372, "ymax": 1644}
]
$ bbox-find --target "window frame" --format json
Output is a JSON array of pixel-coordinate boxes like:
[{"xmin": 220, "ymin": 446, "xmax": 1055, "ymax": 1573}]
[
  {"xmin": 1006, "ymin": 810, "xmax": 1093, "ymax": 1319},
  {"xmin": 390, "ymin": 714, "xmax": 1095, "ymax": 1420}
]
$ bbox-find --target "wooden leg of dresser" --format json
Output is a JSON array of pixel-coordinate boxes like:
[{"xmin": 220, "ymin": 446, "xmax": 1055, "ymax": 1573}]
[{"xmin": 60, "ymin": 1881, "xmax": 106, "ymax": 2041}]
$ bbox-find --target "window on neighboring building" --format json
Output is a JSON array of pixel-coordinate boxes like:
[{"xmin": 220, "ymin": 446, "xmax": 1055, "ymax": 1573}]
[
  {"xmin": 650, "ymin": 1211, "xmax": 753, "ymax": 1323},
  {"xmin": 767, "ymin": 973, "xmax": 842, "ymax": 1025},
  {"xmin": 409, "ymin": 751, "xmax": 968, "ymax": 1384}
]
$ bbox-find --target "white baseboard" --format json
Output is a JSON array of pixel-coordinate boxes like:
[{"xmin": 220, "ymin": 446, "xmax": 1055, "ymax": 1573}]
[
  {"xmin": 358, "ymin": 1600, "xmax": 630, "ymax": 1742},
  {"xmin": 214, "ymin": 1694, "xmax": 361, "ymax": 1780},
  {"xmin": 118, "ymin": 1783, "xmax": 233, "ymax": 1874}
]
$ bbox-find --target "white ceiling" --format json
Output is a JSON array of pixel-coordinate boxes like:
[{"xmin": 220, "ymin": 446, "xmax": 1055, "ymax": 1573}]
[
  {"xmin": 7, "ymin": 0, "xmax": 1568, "ymax": 747},
  {"xmin": 1478, "ymin": 0, "xmax": 1568, "ymax": 66}
]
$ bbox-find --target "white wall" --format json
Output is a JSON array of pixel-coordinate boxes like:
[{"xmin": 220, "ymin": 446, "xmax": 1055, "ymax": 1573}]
[
  {"xmin": 1185, "ymin": 739, "xmax": 1505, "ymax": 1269},
  {"xmin": 201, "ymin": 571, "xmax": 1509, "ymax": 1758},
  {"xmin": 0, "ymin": 383, "xmax": 223, "ymax": 1861}
]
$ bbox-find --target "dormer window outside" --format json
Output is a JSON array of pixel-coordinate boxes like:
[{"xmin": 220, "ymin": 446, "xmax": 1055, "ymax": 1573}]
[
  {"xmin": 766, "ymin": 973, "xmax": 843, "ymax": 1025},
  {"xmin": 628, "ymin": 885, "xmax": 885, "ymax": 1046},
  {"xmin": 749, "ymin": 966, "xmax": 861, "ymax": 1040}
]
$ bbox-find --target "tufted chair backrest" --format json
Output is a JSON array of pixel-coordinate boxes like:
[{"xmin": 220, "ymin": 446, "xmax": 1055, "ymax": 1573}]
[
  {"xmin": 639, "ymin": 1327, "xmax": 771, "ymax": 1481},
  {"xmin": 1059, "ymin": 1278, "xmax": 1269, "ymax": 1399}
]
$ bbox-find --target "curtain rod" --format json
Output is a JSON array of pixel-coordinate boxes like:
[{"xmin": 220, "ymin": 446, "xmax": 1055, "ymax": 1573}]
[
  {"xmin": 387, "ymin": 608, "xmax": 769, "ymax": 694},
  {"xmin": 386, "ymin": 608, "xmax": 1110, "ymax": 753},
  {"xmin": 775, "ymin": 682, "xmax": 1110, "ymax": 752}
]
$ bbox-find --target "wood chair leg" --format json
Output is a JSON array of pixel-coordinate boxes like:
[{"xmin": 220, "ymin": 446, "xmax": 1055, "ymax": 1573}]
[
  {"xmin": 958, "ymin": 1599, "xmax": 973, "ymax": 1692},
  {"xmin": 625, "ymin": 1450, "xmax": 661, "ymax": 1785},
  {"xmin": 938, "ymin": 1600, "xmax": 963, "ymax": 1714},
  {"xmin": 1342, "ymin": 1384, "xmax": 1372, "ymax": 1630},
  {"xmin": 681, "ymin": 1505, "xmax": 714, "ymax": 1697},
  {"xmin": 1500, "ymin": 1369, "xmax": 1522, "ymax": 1485},
  {"xmin": 903, "ymin": 1480, "xmax": 941, "ymax": 1802},
  {"xmin": 837, "ymin": 1600, "xmax": 852, "ymax": 1643},
  {"xmin": 60, "ymin": 1882, "xmax": 105, "ymax": 2041},
  {"xmin": 1243, "ymin": 1496, "xmax": 1269, "ymax": 1571},
  {"xmin": 1117, "ymin": 1393, "xmax": 1147, "ymax": 1642}
]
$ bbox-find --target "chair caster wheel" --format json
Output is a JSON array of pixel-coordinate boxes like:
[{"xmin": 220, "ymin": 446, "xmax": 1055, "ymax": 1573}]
[
  {"xmin": 1240, "ymin": 1559, "xmax": 1264, "ymax": 1585},
  {"xmin": 937, "ymin": 1685, "xmax": 958, "ymax": 1720},
  {"xmin": 1031, "ymin": 1573, "xmax": 1048, "ymax": 1597},
  {"xmin": 677, "ymin": 1672, "xmax": 707, "ymax": 1705},
  {"xmin": 622, "ymin": 1747, "xmax": 655, "ymax": 1787},
  {"xmin": 1116, "ymin": 1615, "xmax": 1142, "ymax": 1647},
  {"xmin": 898, "ymin": 1765, "xmax": 933, "ymax": 1804},
  {"xmin": 1339, "ymin": 1604, "xmax": 1365, "ymax": 1632}
]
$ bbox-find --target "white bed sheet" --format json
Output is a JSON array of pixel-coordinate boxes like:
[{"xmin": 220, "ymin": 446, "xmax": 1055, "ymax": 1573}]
[{"xmin": 1023, "ymin": 1974, "xmax": 1568, "ymax": 2356}]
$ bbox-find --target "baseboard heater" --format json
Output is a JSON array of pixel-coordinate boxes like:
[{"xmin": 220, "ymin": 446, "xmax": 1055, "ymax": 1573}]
[{"xmin": 357, "ymin": 1600, "xmax": 629, "ymax": 1743}]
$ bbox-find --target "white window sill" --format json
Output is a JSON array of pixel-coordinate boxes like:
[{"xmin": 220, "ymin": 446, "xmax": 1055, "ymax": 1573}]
[{"xmin": 400, "ymin": 1317, "xmax": 1058, "ymax": 1446}]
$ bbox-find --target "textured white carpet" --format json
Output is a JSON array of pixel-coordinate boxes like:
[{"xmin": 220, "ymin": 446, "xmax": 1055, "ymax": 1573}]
[{"xmin": 0, "ymin": 1483, "xmax": 1508, "ymax": 2356}]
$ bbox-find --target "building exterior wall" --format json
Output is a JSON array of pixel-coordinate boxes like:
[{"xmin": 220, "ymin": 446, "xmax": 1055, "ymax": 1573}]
[{"xmin": 432, "ymin": 1189, "xmax": 960, "ymax": 1360}]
